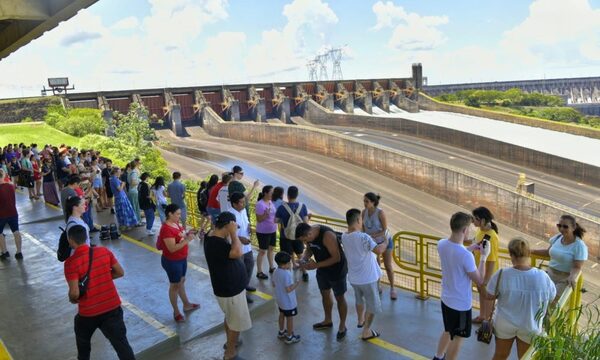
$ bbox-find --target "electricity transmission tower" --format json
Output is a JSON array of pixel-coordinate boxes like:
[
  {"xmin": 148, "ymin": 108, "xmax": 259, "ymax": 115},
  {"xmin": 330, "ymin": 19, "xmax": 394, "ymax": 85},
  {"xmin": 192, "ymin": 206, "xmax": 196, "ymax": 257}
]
[
  {"xmin": 317, "ymin": 53, "xmax": 329, "ymax": 81},
  {"xmin": 307, "ymin": 60, "xmax": 318, "ymax": 81},
  {"xmin": 329, "ymin": 48, "xmax": 343, "ymax": 80}
]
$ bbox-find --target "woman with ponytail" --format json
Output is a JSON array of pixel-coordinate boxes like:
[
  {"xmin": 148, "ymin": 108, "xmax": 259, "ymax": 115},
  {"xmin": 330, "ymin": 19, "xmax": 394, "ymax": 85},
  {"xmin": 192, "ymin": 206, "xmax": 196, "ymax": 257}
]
[
  {"xmin": 471, "ymin": 206, "xmax": 500, "ymax": 323},
  {"xmin": 255, "ymin": 185, "xmax": 277, "ymax": 279},
  {"xmin": 532, "ymin": 215, "xmax": 588, "ymax": 297}
]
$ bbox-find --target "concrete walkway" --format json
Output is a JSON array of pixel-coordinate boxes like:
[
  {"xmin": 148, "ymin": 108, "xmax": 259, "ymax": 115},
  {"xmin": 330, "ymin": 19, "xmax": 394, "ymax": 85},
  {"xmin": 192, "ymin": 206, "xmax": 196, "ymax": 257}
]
[{"xmin": 0, "ymin": 187, "xmax": 515, "ymax": 359}]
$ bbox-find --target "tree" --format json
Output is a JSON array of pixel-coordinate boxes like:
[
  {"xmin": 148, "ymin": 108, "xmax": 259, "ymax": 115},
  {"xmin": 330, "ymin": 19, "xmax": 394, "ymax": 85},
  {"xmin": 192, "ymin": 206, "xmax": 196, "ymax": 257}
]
[{"xmin": 114, "ymin": 102, "xmax": 155, "ymax": 149}]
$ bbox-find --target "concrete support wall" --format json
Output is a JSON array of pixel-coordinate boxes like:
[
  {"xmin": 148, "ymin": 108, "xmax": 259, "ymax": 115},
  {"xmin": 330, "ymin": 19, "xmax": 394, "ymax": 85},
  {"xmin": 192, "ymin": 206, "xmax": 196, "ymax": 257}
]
[
  {"xmin": 304, "ymin": 100, "xmax": 600, "ymax": 187},
  {"xmin": 275, "ymin": 99, "xmax": 291, "ymax": 123},
  {"xmin": 419, "ymin": 93, "xmax": 600, "ymax": 140},
  {"xmin": 200, "ymin": 105, "xmax": 599, "ymax": 259},
  {"xmin": 394, "ymin": 95, "xmax": 419, "ymax": 113},
  {"xmin": 249, "ymin": 100, "xmax": 266, "ymax": 122},
  {"xmin": 168, "ymin": 104, "xmax": 184, "ymax": 136}
]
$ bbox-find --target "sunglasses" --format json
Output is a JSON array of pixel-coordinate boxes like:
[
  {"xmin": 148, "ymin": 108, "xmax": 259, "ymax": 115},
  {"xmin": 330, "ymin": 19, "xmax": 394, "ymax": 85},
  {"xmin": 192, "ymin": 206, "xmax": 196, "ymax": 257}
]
[{"xmin": 556, "ymin": 224, "xmax": 570, "ymax": 229}]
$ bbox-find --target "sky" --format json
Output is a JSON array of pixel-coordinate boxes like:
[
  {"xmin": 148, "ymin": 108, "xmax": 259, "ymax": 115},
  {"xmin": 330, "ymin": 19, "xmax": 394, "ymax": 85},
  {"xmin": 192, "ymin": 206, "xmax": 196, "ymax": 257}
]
[{"xmin": 0, "ymin": 0, "xmax": 599, "ymax": 98}]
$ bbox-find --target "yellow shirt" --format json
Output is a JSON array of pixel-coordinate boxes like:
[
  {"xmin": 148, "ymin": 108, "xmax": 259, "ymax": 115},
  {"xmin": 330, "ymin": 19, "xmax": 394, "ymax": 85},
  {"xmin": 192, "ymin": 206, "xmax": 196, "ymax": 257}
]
[{"xmin": 474, "ymin": 229, "xmax": 499, "ymax": 272}]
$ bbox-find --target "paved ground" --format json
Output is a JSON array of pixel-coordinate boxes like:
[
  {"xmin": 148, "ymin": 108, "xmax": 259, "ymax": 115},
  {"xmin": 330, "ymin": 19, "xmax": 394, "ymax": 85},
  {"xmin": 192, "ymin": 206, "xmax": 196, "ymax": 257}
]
[{"xmin": 320, "ymin": 125, "xmax": 600, "ymax": 218}]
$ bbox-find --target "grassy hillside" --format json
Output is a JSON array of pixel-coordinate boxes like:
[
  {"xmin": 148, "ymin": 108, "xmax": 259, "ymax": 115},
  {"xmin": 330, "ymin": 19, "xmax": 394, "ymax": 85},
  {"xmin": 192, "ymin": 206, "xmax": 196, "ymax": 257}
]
[{"xmin": 0, "ymin": 123, "xmax": 79, "ymax": 146}]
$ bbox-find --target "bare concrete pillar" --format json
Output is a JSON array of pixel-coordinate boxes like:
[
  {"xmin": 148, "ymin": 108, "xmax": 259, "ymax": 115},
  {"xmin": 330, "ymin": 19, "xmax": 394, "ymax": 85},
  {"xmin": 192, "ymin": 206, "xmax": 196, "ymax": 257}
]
[{"xmin": 167, "ymin": 104, "xmax": 183, "ymax": 136}]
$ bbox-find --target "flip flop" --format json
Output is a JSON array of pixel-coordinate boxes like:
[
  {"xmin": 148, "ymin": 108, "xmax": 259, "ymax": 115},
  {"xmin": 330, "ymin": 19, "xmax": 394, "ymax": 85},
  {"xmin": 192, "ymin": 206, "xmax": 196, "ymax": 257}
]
[
  {"xmin": 174, "ymin": 314, "xmax": 185, "ymax": 322},
  {"xmin": 390, "ymin": 289, "xmax": 398, "ymax": 300},
  {"xmin": 361, "ymin": 330, "xmax": 381, "ymax": 341},
  {"xmin": 183, "ymin": 303, "xmax": 200, "ymax": 312},
  {"xmin": 312, "ymin": 322, "xmax": 333, "ymax": 330},
  {"xmin": 357, "ymin": 322, "xmax": 364, "ymax": 328}
]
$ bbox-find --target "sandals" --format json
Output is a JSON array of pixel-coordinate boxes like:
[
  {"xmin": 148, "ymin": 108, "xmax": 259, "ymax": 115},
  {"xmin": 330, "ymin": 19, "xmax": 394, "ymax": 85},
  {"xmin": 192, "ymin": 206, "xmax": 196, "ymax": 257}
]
[
  {"xmin": 472, "ymin": 316, "xmax": 485, "ymax": 324},
  {"xmin": 256, "ymin": 272, "xmax": 268, "ymax": 280},
  {"xmin": 361, "ymin": 330, "xmax": 381, "ymax": 341},
  {"xmin": 183, "ymin": 303, "xmax": 200, "ymax": 312},
  {"xmin": 390, "ymin": 289, "xmax": 398, "ymax": 300},
  {"xmin": 336, "ymin": 329, "xmax": 347, "ymax": 341},
  {"xmin": 269, "ymin": 267, "xmax": 276, "ymax": 274},
  {"xmin": 357, "ymin": 322, "xmax": 364, "ymax": 328},
  {"xmin": 312, "ymin": 322, "xmax": 333, "ymax": 330},
  {"xmin": 174, "ymin": 314, "xmax": 185, "ymax": 322}
]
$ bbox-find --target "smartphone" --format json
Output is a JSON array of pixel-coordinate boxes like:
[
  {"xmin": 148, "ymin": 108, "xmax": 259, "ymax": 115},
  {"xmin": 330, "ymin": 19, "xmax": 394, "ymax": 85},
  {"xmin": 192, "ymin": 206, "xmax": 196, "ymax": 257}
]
[{"xmin": 478, "ymin": 234, "xmax": 491, "ymax": 245}]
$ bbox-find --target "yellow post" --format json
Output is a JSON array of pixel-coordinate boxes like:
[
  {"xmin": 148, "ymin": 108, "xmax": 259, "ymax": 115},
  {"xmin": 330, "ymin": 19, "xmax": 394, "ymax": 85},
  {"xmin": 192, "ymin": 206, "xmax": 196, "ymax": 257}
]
[{"xmin": 416, "ymin": 235, "xmax": 428, "ymax": 300}]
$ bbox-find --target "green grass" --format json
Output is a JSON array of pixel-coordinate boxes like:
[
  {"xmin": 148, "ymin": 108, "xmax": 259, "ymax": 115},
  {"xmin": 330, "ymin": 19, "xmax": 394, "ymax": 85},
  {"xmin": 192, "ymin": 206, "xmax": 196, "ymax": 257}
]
[{"xmin": 0, "ymin": 123, "xmax": 79, "ymax": 146}]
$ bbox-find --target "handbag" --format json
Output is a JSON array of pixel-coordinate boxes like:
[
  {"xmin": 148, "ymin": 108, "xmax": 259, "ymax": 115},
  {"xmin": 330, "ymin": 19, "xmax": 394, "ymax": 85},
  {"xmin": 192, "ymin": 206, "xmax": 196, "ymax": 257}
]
[
  {"xmin": 476, "ymin": 269, "xmax": 503, "ymax": 344},
  {"xmin": 78, "ymin": 247, "xmax": 94, "ymax": 298}
]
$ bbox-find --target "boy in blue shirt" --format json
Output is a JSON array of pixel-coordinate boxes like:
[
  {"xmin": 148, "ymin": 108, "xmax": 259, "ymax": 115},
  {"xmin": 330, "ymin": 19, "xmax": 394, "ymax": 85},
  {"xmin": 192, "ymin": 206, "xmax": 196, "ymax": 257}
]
[{"xmin": 272, "ymin": 252, "xmax": 301, "ymax": 344}]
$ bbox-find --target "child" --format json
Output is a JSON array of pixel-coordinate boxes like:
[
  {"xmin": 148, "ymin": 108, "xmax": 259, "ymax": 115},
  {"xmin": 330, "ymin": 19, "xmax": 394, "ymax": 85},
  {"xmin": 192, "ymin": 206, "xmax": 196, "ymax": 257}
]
[{"xmin": 272, "ymin": 251, "xmax": 301, "ymax": 344}]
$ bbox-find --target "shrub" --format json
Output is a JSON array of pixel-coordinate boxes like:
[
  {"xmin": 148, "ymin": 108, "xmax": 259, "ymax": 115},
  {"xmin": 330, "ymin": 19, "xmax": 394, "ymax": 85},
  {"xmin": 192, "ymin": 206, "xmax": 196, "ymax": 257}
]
[{"xmin": 45, "ymin": 105, "xmax": 105, "ymax": 137}]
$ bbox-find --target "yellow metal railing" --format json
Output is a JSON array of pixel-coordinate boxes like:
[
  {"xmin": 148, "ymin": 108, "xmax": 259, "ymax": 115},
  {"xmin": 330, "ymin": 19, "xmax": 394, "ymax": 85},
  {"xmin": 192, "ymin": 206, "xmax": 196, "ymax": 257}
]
[{"xmin": 521, "ymin": 272, "xmax": 584, "ymax": 359}]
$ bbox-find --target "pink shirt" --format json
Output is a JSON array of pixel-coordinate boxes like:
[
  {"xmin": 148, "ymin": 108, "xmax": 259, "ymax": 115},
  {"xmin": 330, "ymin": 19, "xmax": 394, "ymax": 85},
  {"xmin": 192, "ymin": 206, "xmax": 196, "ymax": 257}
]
[{"xmin": 255, "ymin": 199, "xmax": 277, "ymax": 234}]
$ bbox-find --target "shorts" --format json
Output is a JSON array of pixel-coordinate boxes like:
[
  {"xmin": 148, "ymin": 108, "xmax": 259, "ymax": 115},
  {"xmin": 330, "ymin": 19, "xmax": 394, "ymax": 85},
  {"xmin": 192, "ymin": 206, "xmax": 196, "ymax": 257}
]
[
  {"xmin": 161, "ymin": 257, "xmax": 187, "ymax": 283},
  {"xmin": 257, "ymin": 232, "xmax": 276, "ymax": 250},
  {"xmin": 493, "ymin": 315, "xmax": 536, "ymax": 344},
  {"xmin": 316, "ymin": 271, "xmax": 347, "ymax": 297},
  {"xmin": 373, "ymin": 235, "xmax": 393, "ymax": 251},
  {"xmin": 441, "ymin": 301, "xmax": 472, "ymax": 339},
  {"xmin": 207, "ymin": 207, "xmax": 220, "ymax": 223},
  {"xmin": 0, "ymin": 216, "xmax": 19, "ymax": 234},
  {"xmin": 216, "ymin": 290, "xmax": 252, "ymax": 332},
  {"xmin": 351, "ymin": 282, "xmax": 382, "ymax": 314},
  {"xmin": 280, "ymin": 236, "xmax": 304, "ymax": 255},
  {"xmin": 279, "ymin": 307, "xmax": 298, "ymax": 317},
  {"xmin": 547, "ymin": 267, "xmax": 570, "ymax": 299}
]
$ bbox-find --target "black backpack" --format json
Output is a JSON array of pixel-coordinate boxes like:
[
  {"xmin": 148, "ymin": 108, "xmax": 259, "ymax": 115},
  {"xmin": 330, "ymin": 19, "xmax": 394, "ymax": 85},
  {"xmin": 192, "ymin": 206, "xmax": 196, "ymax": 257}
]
[
  {"xmin": 197, "ymin": 187, "xmax": 209, "ymax": 212},
  {"xmin": 99, "ymin": 225, "xmax": 110, "ymax": 241},
  {"xmin": 109, "ymin": 223, "xmax": 120, "ymax": 240},
  {"xmin": 57, "ymin": 221, "xmax": 77, "ymax": 262}
]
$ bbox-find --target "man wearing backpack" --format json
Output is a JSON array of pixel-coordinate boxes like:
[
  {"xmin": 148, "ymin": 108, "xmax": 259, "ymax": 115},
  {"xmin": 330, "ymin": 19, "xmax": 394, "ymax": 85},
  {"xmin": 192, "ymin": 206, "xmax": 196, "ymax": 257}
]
[
  {"xmin": 64, "ymin": 225, "xmax": 135, "ymax": 360},
  {"xmin": 275, "ymin": 186, "xmax": 309, "ymax": 282}
]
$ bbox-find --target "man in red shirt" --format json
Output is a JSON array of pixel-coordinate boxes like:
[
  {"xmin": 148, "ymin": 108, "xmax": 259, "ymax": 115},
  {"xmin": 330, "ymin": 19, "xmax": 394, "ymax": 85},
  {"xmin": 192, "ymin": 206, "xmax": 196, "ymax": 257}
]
[
  {"xmin": 0, "ymin": 170, "xmax": 22, "ymax": 260},
  {"xmin": 64, "ymin": 225, "xmax": 135, "ymax": 360}
]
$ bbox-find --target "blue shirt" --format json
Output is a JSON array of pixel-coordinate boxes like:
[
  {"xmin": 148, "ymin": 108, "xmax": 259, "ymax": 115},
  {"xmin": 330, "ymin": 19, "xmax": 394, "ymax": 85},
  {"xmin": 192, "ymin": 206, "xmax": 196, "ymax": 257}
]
[
  {"xmin": 167, "ymin": 180, "xmax": 186, "ymax": 207},
  {"xmin": 548, "ymin": 234, "xmax": 588, "ymax": 273},
  {"xmin": 272, "ymin": 268, "xmax": 297, "ymax": 310},
  {"xmin": 275, "ymin": 201, "xmax": 307, "ymax": 240}
]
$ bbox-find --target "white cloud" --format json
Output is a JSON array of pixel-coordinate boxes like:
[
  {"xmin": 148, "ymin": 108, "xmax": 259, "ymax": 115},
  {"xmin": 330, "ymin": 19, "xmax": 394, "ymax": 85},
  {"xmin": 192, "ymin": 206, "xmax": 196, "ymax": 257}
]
[
  {"xmin": 501, "ymin": 0, "xmax": 600, "ymax": 66},
  {"xmin": 111, "ymin": 16, "xmax": 139, "ymax": 31},
  {"xmin": 245, "ymin": 0, "xmax": 338, "ymax": 80},
  {"xmin": 372, "ymin": 1, "xmax": 449, "ymax": 51},
  {"xmin": 143, "ymin": 0, "xmax": 228, "ymax": 50}
]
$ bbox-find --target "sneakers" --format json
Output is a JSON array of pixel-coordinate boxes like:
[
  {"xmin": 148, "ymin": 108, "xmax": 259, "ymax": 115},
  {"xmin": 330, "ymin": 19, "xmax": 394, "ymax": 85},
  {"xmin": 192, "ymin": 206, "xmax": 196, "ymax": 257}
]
[
  {"xmin": 284, "ymin": 334, "xmax": 301, "ymax": 344},
  {"xmin": 302, "ymin": 273, "xmax": 309, "ymax": 282},
  {"xmin": 0, "ymin": 251, "xmax": 9, "ymax": 260},
  {"xmin": 146, "ymin": 229, "xmax": 156, "ymax": 235},
  {"xmin": 14, "ymin": 252, "xmax": 23, "ymax": 260},
  {"xmin": 277, "ymin": 330, "xmax": 286, "ymax": 340}
]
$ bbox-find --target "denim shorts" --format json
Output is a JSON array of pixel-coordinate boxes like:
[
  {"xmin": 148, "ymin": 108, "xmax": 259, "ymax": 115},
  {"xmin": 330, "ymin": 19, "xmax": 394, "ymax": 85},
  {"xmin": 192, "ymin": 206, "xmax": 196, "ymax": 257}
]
[{"xmin": 161, "ymin": 257, "xmax": 187, "ymax": 283}]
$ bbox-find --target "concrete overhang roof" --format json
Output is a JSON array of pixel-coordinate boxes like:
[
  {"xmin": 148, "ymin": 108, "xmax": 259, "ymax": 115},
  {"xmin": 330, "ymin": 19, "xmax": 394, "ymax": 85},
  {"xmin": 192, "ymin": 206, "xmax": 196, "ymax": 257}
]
[{"xmin": 0, "ymin": 0, "xmax": 99, "ymax": 61}]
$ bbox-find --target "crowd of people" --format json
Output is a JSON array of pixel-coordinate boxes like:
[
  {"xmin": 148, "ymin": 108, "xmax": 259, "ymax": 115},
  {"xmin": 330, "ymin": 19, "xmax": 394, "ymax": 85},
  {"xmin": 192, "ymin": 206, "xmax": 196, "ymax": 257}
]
[{"xmin": 0, "ymin": 144, "xmax": 590, "ymax": 360}]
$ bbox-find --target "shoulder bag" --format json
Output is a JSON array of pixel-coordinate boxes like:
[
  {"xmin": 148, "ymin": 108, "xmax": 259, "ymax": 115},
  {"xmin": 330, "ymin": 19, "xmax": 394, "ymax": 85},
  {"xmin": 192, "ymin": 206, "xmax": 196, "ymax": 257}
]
[{"xmin": 476, "ymin": 269, "xmax": 503, "ymax": 344}]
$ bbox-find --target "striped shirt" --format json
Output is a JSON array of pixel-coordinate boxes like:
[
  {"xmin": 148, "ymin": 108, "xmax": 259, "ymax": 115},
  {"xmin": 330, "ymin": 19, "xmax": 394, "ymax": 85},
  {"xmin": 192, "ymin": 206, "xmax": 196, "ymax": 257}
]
[{"xmin": 64, "ymin": 245, "xmax": 121, "ymax": 317}]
